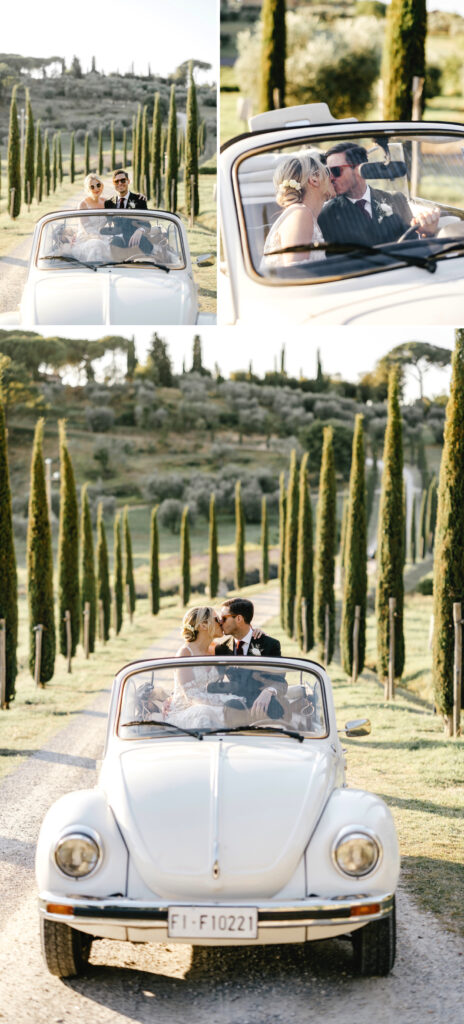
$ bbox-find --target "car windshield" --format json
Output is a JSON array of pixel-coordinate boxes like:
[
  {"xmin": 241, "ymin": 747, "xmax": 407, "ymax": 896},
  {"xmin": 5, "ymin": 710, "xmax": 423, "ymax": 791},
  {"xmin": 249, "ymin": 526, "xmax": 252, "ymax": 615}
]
[
  {"xmin": 118, "ymin": 659, "xmax": 328, "ymax": 739},
  {"xmin": 37, "ymin": 212, "xmax": 185, "ymax": 269},
  {"xmin": 235, "ymin": 130, "xmax": 464, "ymax": 281}
]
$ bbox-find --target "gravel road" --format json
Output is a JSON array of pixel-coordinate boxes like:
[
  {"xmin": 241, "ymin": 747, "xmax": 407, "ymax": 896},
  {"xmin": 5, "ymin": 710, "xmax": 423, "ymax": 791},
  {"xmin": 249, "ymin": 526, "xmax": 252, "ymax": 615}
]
[
  {"xmin": 0, "ymin": 590, "xmax": 462, "ymax": 1024},
  {"xmin": 0, "ymin": 237, "xmax": 31, "ymax": 316}
]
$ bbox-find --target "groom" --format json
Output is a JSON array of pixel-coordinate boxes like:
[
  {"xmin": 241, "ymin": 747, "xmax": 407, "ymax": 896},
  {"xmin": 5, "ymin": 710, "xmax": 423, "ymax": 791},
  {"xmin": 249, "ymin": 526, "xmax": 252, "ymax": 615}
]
[
  {"xmin": 103, "ymin": 169, "xmax": 153, "ymax": 252},
  {"xmin": 212, "ymin": 597, "xmax": 286, "ymax": 719}
]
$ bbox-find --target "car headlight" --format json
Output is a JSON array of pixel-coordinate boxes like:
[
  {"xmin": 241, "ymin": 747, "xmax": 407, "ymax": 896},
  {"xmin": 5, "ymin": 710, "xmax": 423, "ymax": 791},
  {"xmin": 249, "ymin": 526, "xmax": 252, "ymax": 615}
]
[
  {"xmin": 332, "ymin": 829, "xmax": 381, "ymax": 877},
  {"xmin": 54, "ymin": 831, "xmax": 102, "ymax": 878}
]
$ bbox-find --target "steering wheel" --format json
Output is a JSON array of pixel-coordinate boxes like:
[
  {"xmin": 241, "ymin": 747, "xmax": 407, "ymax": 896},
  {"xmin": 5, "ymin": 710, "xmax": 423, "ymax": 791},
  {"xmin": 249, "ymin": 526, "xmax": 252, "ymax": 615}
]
[{"xmin": 396, "ymin": 225, "xmax": 420, "ymax": 243}]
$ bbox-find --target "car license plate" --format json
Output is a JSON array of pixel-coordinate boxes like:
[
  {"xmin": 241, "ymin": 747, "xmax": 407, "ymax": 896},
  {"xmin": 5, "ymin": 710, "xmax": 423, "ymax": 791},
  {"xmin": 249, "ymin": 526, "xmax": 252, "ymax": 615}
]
[{"xmin": 168, "ymin": 906, "xmax": 258, "ymax": 939}]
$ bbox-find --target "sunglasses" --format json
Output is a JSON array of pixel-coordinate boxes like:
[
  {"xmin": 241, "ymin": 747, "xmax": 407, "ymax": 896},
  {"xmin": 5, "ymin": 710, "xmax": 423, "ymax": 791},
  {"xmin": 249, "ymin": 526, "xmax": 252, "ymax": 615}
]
[
  {"xmin": 114, "ymin": 178, "xmax": 128, "ymax": 184},
  {"xmin": 328, "ymin": 164, "xmax": 354, "ymax": 179},
  {"xmin": 89, "ymin": 183, "xmax": 102, "ymax": 190},
  {"xmin": 214, "ymin": 616, "xmax": 222, "ymax": 625}
]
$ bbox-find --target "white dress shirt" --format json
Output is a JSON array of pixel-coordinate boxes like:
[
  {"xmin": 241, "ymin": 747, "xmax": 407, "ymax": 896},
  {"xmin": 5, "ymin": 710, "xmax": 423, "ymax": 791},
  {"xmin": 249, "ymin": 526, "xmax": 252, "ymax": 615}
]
[
  {"xmin": 347, "ymin": 185, "xmax": 372, "ymax": 218},
  {"xmin": 235, "ymin": 628, "xmax": 253, "ymax": 655}
]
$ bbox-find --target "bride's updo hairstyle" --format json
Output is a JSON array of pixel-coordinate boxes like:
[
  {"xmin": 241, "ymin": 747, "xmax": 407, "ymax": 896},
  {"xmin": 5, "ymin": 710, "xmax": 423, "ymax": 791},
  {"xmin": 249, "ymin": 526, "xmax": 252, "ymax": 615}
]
[
  {"xmin": 181, "ymin": 606, "xmax": 216, "ymax": 642},
  {"xmin": 274, "ymin": 151, "xmax": 328, "ymax": 208}
]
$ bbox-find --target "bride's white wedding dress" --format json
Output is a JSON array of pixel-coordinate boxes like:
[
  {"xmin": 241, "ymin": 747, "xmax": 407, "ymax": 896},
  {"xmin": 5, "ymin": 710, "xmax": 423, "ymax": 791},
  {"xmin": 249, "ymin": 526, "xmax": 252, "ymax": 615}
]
[
  {"xmin": 261, "ymin": 206, "xmax": 325, "ymax": 270},
  {"xmin": 167, "ymin": 648, "xmax": 244, "ymax": 730}
]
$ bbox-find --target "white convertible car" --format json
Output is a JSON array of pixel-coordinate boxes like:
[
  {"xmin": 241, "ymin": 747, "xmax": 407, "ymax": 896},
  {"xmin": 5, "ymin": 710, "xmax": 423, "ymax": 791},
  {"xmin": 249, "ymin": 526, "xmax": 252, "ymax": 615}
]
[
  {"xmin": 8, "ymin": 209, "xmax": 215, "ymax": 326},
  {"xmin": 36, "ymin": 655, "xmax": 399, "ymax": 979},
  {"xmin": 219, "ymin": 103, "xmax": 464, "ymax": 325}
]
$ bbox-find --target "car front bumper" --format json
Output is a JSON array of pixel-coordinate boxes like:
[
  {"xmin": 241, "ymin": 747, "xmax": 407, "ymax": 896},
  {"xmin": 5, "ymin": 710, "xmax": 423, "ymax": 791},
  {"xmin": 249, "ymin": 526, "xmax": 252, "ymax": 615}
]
[{"xmin": 39, "ymin": 891, "xmax": 395, "ymax": 945}]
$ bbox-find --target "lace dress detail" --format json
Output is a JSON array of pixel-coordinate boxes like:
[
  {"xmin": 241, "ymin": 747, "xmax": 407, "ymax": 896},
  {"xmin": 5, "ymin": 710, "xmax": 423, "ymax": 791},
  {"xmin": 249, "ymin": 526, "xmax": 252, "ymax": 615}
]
[
  {"xmin": 261, "ymin": 205, "xmax": 325, "ymax": 270},
  {"xmin": 167, "ymin": 650, "xmax": 245, "ymax": 730}
]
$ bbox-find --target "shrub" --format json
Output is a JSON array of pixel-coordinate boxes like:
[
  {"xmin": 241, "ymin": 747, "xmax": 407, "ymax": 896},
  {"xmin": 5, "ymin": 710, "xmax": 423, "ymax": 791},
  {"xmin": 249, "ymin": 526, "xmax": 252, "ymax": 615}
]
[
  {"xmin": 86, "ymin": 406, "xmax": 115, "ymax": 432},
  {"xmin": 146, "ymin": 473, "xmax": 185, "ymax": 503},
  {"xmin": 158, "ymin": 498, "xmax": 184, "ymax": 534}
]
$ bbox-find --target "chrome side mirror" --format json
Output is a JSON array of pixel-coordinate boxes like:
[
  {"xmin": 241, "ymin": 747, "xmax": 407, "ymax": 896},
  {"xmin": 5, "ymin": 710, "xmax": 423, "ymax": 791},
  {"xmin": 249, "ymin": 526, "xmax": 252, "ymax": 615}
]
[
  {"xmin": 197, "ymin": 253, "xmax": 215, "ymax": 266},
  {"xmin": 344, "ymin": 718, "xmax": 371, "ymax": 737}
]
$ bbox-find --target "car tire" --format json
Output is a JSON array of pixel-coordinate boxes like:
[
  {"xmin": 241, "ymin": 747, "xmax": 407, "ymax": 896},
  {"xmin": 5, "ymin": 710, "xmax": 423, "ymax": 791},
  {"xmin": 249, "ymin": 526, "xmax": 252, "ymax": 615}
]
[
  {"xmin": 40, "ymin": 918, "xmax": 92, "ymax": 978},
  {"xmin": 351, "ymin": 898, "xmax": 396, "ymax": 976}
]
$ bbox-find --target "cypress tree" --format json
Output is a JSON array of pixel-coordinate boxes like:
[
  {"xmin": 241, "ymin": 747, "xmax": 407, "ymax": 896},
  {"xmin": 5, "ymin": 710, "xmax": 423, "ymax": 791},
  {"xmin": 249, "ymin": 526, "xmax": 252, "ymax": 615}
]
[
  {"xmin": 341, "ymin": 415, "xmax": 367, "ymax": 677},
  {"xmin": 57, "ymin": 421, "xmax": 80, "ymax": 658},
  {"xmin": 314, "ymin": 428, "xmax": 336, "ymax": 663},
  {"xmin": 69, "ymin": 131, "xmax": 75, "ymax": 183},
  {"xmin": 150, "ymin": 505, "xmax": 160, "ymax": 615},
  {"xmin": 52, "ymin": 133, "xmax": 57, "ymax": 191},
  {"xmin": 283, "ymin": 449, "xmax": 299, "ymax": 637},
  {"xmin": 27, "ymin": 420, "xmax": 55, "ymax": 683},
  {"xmin": 410, "ymin": 496, "xmax": 417, "ymax": 564},
  {"xmin": 97, "ymin": 127, "xmax": 103, "ymax": 175},
  {"xmin": 278, "ymin": 471, "xmax": 286, "ymax": 629},
  {"xmin": 130, "ymin": 117, "xmax": 135, "ymax": 169},
  {"xmin": 180, "ymin": 505, "xmax": 191, "ymax": 606},
  {"xmin": 418, "ymin": 488, "xmax": 427, "ymax": 559},
  {"xmin": 165, "ymin": 85, "xmax": 178, "ymax": 212},
  {"xmin": 80, "ymin": 483, "xmax": 96, "ymax": 653},
  {"xmin": 84, "ymin": 132, "xmax": 90, "ymax": 176},
  {"xmin": 294, "ymin": 452, "xmax": 314, "ymax": 652},
  {"xmin": 110, "ymin": 120, "xmax": 116, "ymax": 171},
  {"xmin": 7, "ymin": 85, "xmax": 21, "ymax": 218},
  {"xmin": 122, "ymin": 126, "xmax": 128, "ymax": 168},
  {"xmin": 96, "ymin": 504, "xmax": 111, "ymax": 641},
  {"xmin": 425, "ymin": 475, "xmax": 438, "ymax": 554},
  {"xmin": 134, "ymin": 104, "xmax": 142, "ymax": 190},
  {"xmin": 124, "ymin": 506, "xmax": 136, "ymax": 614},
  {"xmin": 23, "ymin": 88, "xmax": 35, "ymax": 204},
  {"xmin": 375, "ymin": 369, "xmax": 405, "ymax": 681},
  {"xmin": 35, "ymin": 120, "xmax": 43, "ymax": 202},
  {"xmin": 339, "ymin": 491, "xmax": 349, "ymax": 588},
  {"xmin": 43, "ymin": 131, "xmax": 50, "ymax": 196},
  {"xmin": 57, "ymin": 131, "xmax": 63, "ymax": 184},
  {"xmin": 209, "ymin": 493, "xmax": 219, "ymax": 598},
  {"xmin": 0, "ymin": 396, "xmax": 18, "ymax": 704},
  {"xmin": 185, "ymin": 62, "xmax": 199, "ymax": 217},
  {"xmin": 234, "ymin": 480, "xmax": 245, "ymax": 590},
  {"xmin": 383, "ymin": 0, "xmax": 427, "ymax": 120},
  {"xmin": 260, "ymin": 496, "xmax": 269, "ymax": 584},
  {"xmin": 259, "ymin": 0, "xmax": 286, "ymax": 114},
  {"xmin": 141, "ymin": 106, "xmax": 150, "ymax": 199},
  {"xmin": 432, "ymin": 329, "xmax": 464, "ymax": 725},
  {"xmin": 114, "ymin": 511, "xmax": 123, "ymax": 633}
]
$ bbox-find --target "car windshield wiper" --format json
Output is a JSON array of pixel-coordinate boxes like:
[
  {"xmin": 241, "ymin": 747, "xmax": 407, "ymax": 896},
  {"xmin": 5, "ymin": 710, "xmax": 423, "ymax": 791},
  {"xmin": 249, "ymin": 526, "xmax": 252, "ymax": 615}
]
[
  {"xmin": 98, "ymin": 256, "xmax": 171, "ymax": 272},
  {"xmin": 39, "ymin": 253, "xmax": 98, "ymax": 271},
  {"xmin": 205, "ymin": 724, "xmax": 305, "ymax": 742},
  {"xmin": 264, "ymin": 241, "xmax": 438, "ymax": 273},
  {"xmin": 120, "ymin": 719, "xmax": 204, "ymax": 740}
]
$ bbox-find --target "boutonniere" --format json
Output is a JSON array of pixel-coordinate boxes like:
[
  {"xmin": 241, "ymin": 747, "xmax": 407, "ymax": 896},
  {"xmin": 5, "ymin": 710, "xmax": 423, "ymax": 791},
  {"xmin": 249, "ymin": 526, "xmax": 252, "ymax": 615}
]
[
  {"xmin": 375, "ymin": 199, "xmax": 394, "ymax": 223},
  {"xmin": 249, "ymin": 645, "xmax": 262, "ymax": 656},
  {"xmin": 128, "ymin": 201, "xmax": 136, "ymax": 209}
]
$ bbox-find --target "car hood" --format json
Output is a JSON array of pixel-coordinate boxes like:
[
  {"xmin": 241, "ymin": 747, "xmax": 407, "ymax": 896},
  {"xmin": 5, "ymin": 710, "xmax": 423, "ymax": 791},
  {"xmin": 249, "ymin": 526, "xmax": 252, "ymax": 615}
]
[
  {"xmin": 103, "ymin": 737, "xmax": 337, "ymax": 900},
  {"xmin": 21, "ymin": 267, "xmax": 196, "ymax": 325}
]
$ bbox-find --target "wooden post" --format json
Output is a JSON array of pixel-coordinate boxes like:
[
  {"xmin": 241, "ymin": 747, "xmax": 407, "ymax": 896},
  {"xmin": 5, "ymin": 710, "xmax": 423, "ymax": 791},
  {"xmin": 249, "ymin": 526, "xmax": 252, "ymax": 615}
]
[
  {"xmin": 125, "ymin": 583, "xmax": 133, "ymax": 624},
  {"xmin": 9, "ymin": 188, "xmax": 15, "ymax": 218},
  {"xmin": 352, "ymin": 605, "xmax": 361, "ymax": 683},
  {"xmin": 0, "ymin": 620, "xmax": 6, "ymax": 709},
  {"xmin": 189, "ymin": 175, "xmax": 195, "ymax": 228},
  {"xmin": 301, "ymin": 598, "xmax": 308, "ymax": 653},
  {"xmin": 453, "ymin": 602, "xmax": 462, "ymax": 739},
  {"xmin": 33, "ymin": 624, "xmax": 44, "ymax": 688},
  {"xmin": 99, "ymin": 599, "xmax": 105, "ymax": 643},
  {"xmin": 272, "ymin": 88, "xmax": 281, "ymax": 109},
  {"xmin": 65, "ymin": 610, "xmax": 72, "ymax": 673},
  {"xmin": 387, "ymin": 597, "xmax": 396, "ymax": 700},
  {"xmin": 324, "ymin": 603, "xmax": 330, "ymax": 666},
  {"xmin": 83, "ymin": 601, "xmax": 90, "ymax": 659}
]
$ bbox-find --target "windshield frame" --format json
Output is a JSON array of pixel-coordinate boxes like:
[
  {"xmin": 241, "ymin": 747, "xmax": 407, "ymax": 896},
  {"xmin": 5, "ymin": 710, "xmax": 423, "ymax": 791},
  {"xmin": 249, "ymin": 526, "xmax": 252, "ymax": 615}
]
[
  {"xmin": 35, "ymin": 209, "xmax": 187, "ymax": 272},
  {"xmin": 115, "ymin": 655, "xmax": 330, "ymax": 742},
  {"xmin": 230, "ymin": 122, "xmax": 464, "ymax": 288}
]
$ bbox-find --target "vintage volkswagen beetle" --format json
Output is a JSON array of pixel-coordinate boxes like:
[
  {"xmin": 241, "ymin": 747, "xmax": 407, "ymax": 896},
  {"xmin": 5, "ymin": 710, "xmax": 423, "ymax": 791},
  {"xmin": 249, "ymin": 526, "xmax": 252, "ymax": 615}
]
[
  {"xmin": 10, "ymin": 209, "xmax": 215, "ymax": 326},
  {"xmin": 36, "ymin": 655, "xmax": 399, "ymax": 979},
  {"xmin": 219, "ymin": 103, "xmax": 464, "ymax": 325}
]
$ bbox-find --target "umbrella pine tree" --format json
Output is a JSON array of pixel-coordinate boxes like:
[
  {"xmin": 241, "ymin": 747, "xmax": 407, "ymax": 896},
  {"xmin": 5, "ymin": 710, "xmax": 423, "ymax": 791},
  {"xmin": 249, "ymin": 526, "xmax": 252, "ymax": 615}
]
[
  {"xmin": 27, "ymin": 420, "xmax": 55, "ymax": 683},
  {"xmin": 150, "ymin": 506, "xmax": 160, "ymax": 615},
  {"xmin": 314, "ymin": 427, "xmax": 336, "ymax": 663},
  {"xmin": 57, "ymin": 421, "xmax": 80, "ymax": 658},
  {"xmin": 0, "ymin": 397, "xmax": 18, "ymax": 704},
  {"xmin": 432, "ymin": 329, "xmax": 464, "ymax": 728},
  {"xmin": 80, "ymin": 483, "xmax": 96, "ymax": 653},
  {"xmin": 294, "ymin": 452, "xmax": 314, "ymax": 652},
  {"xmin": 375, "ymin": 369, "xmax": 405, "ymax": 681},
  {"xmin": 209, "ymin": 493, "xmax": 219, "ymax": 599},
  {"xmin": 341, "ymin": 415, "xmax": 367, "ymax": 677}
]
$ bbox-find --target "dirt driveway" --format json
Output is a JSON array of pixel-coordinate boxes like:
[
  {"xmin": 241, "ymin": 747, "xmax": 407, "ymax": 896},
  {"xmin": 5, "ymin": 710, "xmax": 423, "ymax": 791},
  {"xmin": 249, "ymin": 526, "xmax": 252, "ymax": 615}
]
[{"xmin": 0, "ymin": 589, "xmax": 462, "ymax": 1024}]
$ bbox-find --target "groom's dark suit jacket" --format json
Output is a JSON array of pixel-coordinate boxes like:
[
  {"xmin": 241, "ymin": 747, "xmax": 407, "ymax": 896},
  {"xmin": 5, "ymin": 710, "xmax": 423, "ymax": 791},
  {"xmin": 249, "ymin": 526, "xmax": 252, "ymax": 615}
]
[
  {"xmin": 211, "ymin": 633, "xmax": 286, "ymax": 717},
  {"xmin": 104, "ymin": 192, "xmax": 148, "ymax": 210},
  {"xmin": 103, "ymin": 193, "xmax": 152, "ymax": 251},
  {"xmin": 318, "ymin": 187, "xmax": 413, "ymax": 247}
]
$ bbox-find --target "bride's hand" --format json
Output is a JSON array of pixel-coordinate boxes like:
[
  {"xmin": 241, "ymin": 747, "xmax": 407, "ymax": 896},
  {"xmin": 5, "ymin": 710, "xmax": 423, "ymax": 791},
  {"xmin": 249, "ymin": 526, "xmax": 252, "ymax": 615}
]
[{"xmin": 252, "ymin": 627, "xmax": 263, "ymax": 639}]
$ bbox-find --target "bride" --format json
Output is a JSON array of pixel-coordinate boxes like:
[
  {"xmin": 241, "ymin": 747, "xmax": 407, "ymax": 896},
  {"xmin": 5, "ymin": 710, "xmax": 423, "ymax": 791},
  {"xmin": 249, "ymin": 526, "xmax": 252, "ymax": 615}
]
[
  {"xmin": 166, "ymin": 606, "xmax": 246, "ymax": 731},
  {"xmin": 262, "ymin": 150, "xmax": 334, "ymax": 270}
]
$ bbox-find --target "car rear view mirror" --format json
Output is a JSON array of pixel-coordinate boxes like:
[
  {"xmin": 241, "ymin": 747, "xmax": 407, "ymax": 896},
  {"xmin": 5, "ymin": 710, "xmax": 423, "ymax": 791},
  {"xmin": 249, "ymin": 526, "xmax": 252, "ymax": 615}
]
[{"xmin": 360, "ymin": 161, "xmax": 407, "ymax": 180}]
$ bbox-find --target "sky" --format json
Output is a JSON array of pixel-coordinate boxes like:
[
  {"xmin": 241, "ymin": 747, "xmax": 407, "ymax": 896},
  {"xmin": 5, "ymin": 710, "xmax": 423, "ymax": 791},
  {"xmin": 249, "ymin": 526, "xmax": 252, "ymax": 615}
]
[
  {"xmin": 4, "ymin": 0, "xmax": 218, "ymax": 82},
  {"xmin": 57, "ymin": 326, "xmax": 456, "ymax": 402}
]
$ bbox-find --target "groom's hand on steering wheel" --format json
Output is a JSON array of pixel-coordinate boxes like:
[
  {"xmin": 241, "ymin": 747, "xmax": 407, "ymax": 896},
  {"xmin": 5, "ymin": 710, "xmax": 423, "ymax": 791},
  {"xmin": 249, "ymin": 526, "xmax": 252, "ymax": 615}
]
[
  {"xmin": 129, "ymin": 228, "xmax": 145, "ymax": 247},
  {"xmin": 251, "ymin": 688, "xmax": 273, "ymax": 718}
]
